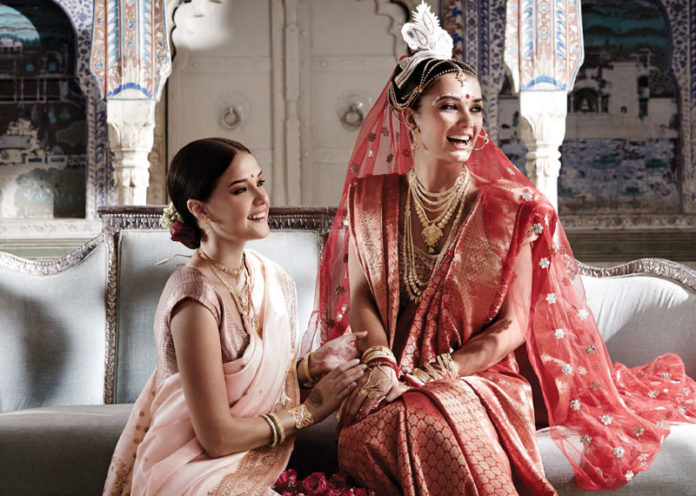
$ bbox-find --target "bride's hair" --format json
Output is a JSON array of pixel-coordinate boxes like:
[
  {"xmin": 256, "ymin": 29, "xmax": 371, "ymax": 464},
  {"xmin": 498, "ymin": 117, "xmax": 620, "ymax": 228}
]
[{"xmin": 388, "ymin": 57, "xmax": 478, "ymax": 111}]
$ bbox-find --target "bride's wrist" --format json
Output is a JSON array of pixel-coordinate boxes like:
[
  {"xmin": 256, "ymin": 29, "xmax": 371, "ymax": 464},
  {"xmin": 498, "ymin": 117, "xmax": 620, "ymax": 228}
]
[{"xmin": 307, "ymin": 352, "xmax": 324, "ymax": 378}]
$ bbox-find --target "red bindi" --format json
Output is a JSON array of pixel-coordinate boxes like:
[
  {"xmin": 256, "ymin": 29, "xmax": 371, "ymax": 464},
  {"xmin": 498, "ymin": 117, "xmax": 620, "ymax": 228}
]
[{"xmin": 465, "ymin": 94, "xmax": 470, "ymax": 99}]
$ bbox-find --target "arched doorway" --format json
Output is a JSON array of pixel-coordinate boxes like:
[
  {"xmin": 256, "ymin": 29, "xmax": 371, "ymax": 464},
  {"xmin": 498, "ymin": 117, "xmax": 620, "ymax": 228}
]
[{"xmin": 0, "ymin": 0, "xmax": 86, "ymax": 218}]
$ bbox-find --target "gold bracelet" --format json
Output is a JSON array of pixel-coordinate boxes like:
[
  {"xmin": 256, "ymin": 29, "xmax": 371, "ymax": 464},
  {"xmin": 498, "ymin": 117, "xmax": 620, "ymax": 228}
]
[
  {"xmin": 423, "ymin": 362, "xmax": 444, "ymax": 381},
  {"xmin": 267, "ymin": 412, "xmax": 285, "ymax": 446},
  {"xmin": 288, "ymin": 404, "xmax": 314, "ymax": 429},
  {"xmin": 362, "ymin": 345, "xmax": 393, "ymax": 360},
  {"xmin": 437, "ymin": 353, "xmax": 456, "ymax": 378},
  {"xmin": 411, "ymin": 367, "xmax": 432, "ymax": 385},
  {"xmin": 260, "ymin": 413, "xmax": 279, "ymax": 447},
  {"xmin": 299, "ymin": 353, "xmax": 314, "ymax": 384},
  {"xmin": 361, "ymin": 345, "xmax": 396, "ymax": 364}
]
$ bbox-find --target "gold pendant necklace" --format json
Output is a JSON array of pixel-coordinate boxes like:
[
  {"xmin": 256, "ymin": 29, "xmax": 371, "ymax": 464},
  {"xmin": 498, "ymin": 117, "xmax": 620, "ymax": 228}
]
[
  {"xmin": 401, "ymin": 168, "xmax": 472, "ymax": 302},
  {"xmin": 408, "ymin": 170, "xmax": 470, "ymax": 254},
  {"xmin": 199, "ymin": 250, "xmax": 260, "ymax": 333}
]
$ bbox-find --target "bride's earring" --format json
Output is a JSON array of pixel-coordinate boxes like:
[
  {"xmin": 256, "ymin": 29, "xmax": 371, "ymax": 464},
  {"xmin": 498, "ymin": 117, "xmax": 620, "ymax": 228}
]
[
  {"xmin": 472, "ymin": 129, "xmax": 490, "ymax": 151},
  {"xmin": 411, "ymin": 127, "xmax": 420, "ymax": 151}
]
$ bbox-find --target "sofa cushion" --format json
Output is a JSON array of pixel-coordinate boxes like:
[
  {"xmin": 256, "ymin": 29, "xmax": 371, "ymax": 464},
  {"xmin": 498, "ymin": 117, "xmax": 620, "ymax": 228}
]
[
  {"xmin": 582, "ymin": 274, "xmax": 696, "ymax": 378},
  {"xmin": 0, "ymin": 244, "xmax": 108, "ymax": 412},
  {"xmin": 0, "ymin": 403, "xmax": 132, "ymax": 496},
  {"xmin": 115, "ymin": 229, "xmax": 322, "ymax": 403},
  {"xmin": 537, "ymin": 422, "xmax": 696, "ymax": 495}
]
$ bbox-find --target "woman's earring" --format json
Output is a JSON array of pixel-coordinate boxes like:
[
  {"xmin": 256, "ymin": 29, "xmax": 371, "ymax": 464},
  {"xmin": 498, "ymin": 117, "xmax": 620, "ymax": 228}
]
[
  {"xmin": 411, "ymin": 127, "xmax": 420, "ymax": 151},
  {"xmin": 472, "ymin": 128, "xmax": 490, "ymax": 151},
  {"xmin": 201, "ymin": 217, "xmax": 211, "ymax": 234}
]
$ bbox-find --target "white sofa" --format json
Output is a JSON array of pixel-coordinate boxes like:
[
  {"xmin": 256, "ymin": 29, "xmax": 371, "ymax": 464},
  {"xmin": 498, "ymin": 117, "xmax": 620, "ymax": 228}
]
[{"xmin": 1, "ymin": 206, "xmax": 695, "ymax": 495}]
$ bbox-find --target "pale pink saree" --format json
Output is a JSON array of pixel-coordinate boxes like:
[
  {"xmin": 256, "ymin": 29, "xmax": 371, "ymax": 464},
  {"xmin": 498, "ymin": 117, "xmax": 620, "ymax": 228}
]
[{"xmin": 103, "ymin": 251, "xmax": 299, "ymax": 496}]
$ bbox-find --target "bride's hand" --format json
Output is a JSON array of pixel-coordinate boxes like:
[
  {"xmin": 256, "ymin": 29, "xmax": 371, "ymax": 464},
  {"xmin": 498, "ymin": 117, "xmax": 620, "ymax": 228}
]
[
  {"xmin": 338, "ymin": 365, "xmax": 407, "ymax": 428},
  {"xmin": 308, "ymin": 328, "xmax": 368, "ymax": 376},
  {"xmin": 303, "ymin": 359, "xmax": 366, "ymax": 423}
]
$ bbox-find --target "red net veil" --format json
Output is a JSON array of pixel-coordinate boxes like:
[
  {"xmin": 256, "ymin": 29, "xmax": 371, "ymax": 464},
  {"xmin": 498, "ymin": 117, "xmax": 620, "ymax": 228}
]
[{"xmin": 301, "ymin": 61, "xmax": 696, "ymax": 490}]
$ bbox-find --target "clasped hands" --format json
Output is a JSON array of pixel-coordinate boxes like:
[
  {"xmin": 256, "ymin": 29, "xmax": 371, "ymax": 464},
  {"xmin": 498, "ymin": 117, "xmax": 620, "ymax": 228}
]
[{"xmin": 339, "ymin": 349, "xmax": 459, "ymax": 427}]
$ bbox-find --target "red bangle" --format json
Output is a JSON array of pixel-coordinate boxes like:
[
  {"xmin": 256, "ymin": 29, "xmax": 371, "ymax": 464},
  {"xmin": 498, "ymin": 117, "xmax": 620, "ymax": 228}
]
[{"xmin": 366, "ymin": 357, "xmax": 400, "ymax": 377}]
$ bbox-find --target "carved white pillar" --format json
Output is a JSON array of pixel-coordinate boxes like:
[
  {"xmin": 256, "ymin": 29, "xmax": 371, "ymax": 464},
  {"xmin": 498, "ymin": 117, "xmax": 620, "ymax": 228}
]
[
  {"xmin": 90, "ymin": 0, "xmax": 171, "ymax": 205},
  {"xmin": 503, "ymin": 0, "xmax": 583, "ymax": 211},
  {"xmin": 519, "ymin": 91, "xmax": 567, "ymax": 210},
  {"xmin": 106, "ymin": 100, "xmax": 156, "ymax": 205}
]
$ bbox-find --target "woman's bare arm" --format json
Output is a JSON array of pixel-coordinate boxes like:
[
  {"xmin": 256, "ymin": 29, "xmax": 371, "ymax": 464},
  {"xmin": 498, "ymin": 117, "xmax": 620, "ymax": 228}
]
[{"xmin": 171, "ymin": 300, "xmax": 365, "ymax": 458}]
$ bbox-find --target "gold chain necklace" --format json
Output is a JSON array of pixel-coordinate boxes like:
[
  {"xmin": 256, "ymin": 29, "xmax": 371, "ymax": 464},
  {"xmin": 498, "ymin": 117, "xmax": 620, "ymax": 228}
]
[
  {"xmin": 401, "ymin": 170, "xmax": 471, "ymax": 302},
  {"xmin": 199, "ymin": 250, "xmax": 259, "ymax": 333},
  {"xmin": 408, "ymin": 169, "xmax": 470, "ymax": 254}
]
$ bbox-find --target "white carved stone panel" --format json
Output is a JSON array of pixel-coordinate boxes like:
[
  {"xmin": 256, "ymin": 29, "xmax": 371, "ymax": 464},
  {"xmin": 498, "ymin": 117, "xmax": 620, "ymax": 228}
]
[
  {"xmin": 298, "ymin": 0, "xmax": 404, "ymax": 206},
  {"xmin": 167, "ymin": 0, "xmax": 273, "ymax": 188}
]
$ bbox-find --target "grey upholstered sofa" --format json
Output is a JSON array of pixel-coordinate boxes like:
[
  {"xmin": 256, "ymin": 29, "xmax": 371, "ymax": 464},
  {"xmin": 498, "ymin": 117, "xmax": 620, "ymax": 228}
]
[{"xmin": 1, "ymin": 206, "xmax": 695, "ymax": 495}]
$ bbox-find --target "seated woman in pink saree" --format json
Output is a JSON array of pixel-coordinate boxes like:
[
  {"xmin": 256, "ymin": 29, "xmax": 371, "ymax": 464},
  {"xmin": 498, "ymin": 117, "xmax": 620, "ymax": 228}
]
[
  {"xmin": 302, "ymin": 4, "xmax": 696, "ymax": 495},
  {"xmin": 103, "ymin": 138, "xmax": 366, "ymax": 496}
]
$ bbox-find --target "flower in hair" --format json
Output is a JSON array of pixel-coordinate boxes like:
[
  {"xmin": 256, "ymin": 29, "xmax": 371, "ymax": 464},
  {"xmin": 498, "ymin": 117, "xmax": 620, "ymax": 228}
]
[
  {"xmin": 170, "ymin": 221, "xmax": 197, "ymax": 247},
  {"xmin": 401, "ymin": 1, "xmax": 453, "ymax": 59},
  {"xmin": 159, "ymin": 202, "xmax": 184, "ymax": 230}
]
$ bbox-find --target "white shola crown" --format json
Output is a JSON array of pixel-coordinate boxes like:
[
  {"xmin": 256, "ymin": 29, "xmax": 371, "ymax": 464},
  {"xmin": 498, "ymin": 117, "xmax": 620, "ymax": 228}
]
[
  {"xmin": 401, "ymin": 1, "xmax": 453, "ymax": 59},
  {"xmin": 394, "ymin": 1, "xmax": 454, "ymax": 88}
]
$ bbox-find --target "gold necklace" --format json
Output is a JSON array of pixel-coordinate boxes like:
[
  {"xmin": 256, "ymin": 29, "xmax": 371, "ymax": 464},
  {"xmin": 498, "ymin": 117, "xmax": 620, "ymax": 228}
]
[
  {"xmin": 199, "ymin": 250, "xmax": 259, "ymax": 333},
  {"xmin": 408, "ymin": 170, "xmax": 470, "ymax": 254},
  {"xmin": 401, "ymin": 171, "xmax": 471, "ymax": 302}
]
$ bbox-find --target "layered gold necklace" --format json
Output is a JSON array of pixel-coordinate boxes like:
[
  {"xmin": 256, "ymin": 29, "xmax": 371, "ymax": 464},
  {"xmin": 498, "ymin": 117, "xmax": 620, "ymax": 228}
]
[
  {"xmin": 402, "ymin": 168, "xmax": 471, "ymax": 302},
  {"xmin": 408, "ymin": 170, "xmax": 469, "ymax": 254},
  {"xmin": 199, "ymin": 250, "xmax": 260, "ymax": 333}
]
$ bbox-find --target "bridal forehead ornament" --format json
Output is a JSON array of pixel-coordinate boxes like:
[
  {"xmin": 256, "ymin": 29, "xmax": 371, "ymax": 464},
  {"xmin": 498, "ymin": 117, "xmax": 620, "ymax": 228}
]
[{"xmin": 396, "ymin": 1, "xmax": 470, "ymax": 88}]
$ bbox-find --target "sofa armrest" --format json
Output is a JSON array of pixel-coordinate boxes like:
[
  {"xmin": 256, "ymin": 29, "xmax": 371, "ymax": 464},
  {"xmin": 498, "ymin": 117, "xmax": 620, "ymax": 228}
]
[{"xmin": 579, "ymin": 259, "xmax": 696, "ymax": 378}]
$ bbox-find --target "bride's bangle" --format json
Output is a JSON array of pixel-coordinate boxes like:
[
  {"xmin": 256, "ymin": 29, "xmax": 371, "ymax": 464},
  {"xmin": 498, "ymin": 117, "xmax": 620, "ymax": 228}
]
[{"xmin": 297, "ymin": 353, "xmax": 315, "ymax": 387}]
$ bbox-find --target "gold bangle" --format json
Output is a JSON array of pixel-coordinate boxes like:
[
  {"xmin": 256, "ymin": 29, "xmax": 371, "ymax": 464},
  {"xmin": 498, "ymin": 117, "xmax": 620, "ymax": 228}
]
[
  {"xmin": 267, "ymin": 412, "xmax": 285, "ymax": 446},
  {"xmin": 260, "ymin": 414, "xmax": 279, "ymax": 447},
  {"xmin": 299, "ymin": 354, "xmax": 314, "ymax": 384},
  {"xmin": 361, "ymin": 345, "xmax": 395, "ymax": 364},
  {"xmin": 437, "ymin": 353, "xmax": 456, "ymax": 378},
  {"xmin": 361, "ymin": 345, "xmax": 392, "ymax": 360},
  {"xmin": 288, "ymin": 404, "xmax": 314, "ymax": 429},
  {"xmin": 412, "ymin": 367, "xmax": 432, "ymax": 385},
  {"xmin": 423, "ymin": 362, "xmax": 444, "ymax": 381}
]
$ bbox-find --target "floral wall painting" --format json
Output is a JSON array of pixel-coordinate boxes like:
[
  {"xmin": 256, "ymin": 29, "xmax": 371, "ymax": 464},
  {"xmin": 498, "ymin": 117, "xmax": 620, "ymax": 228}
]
[
  {"xmin": 0, "ymin": 0, "xmax": 86, "ymax": 219},
  {"xmin": 498, "ymin": 0, "xmax": 680, "ymax": 216}
]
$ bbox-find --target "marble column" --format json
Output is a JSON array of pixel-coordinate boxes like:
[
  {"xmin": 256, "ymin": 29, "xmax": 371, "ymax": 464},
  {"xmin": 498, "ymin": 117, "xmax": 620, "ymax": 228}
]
[
  {"xmin": 90, "ymin": 0, "xmax": 171, "ymax": 205},
  {"xmin": 518, "ymin": 91, "xmax": 567, "ymax": 211},
  {"xmin": 503, "ymin": 0, "xmax": 584, "ymax": 210},
  {"xmin": 106, "ymin": 100, "xmax": 157, "ymax": 205}
]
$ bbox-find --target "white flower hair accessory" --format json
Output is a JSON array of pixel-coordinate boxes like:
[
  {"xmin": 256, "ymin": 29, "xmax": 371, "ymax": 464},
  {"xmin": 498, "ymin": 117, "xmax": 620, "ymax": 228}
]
[
  {"xmin": 160, "ymin": 202, "xmax": 184, "ymax": 229},
  {"xmin": 395, "ymin": 1, "xmax": 454, "ymax": 89}
]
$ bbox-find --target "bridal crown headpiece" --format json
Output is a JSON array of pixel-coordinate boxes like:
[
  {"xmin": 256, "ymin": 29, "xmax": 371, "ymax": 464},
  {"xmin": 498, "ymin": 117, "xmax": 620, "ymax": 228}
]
[{"xmin": 390, "ymin": 1, "xmax": 476, "ymax": 109}]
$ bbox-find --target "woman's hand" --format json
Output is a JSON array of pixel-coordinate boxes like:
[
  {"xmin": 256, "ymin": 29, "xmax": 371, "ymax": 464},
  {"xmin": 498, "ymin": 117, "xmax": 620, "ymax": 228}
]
[
  {"xmin": 308, "ymin": 328, "xmax": 368, "ymax": 377},
  {"xmin": 338, "ymin": 365, "xmax": 408, "ymax": 428},
  {"xmin": 303, "ymin": 359, "xmax": 367, "ymax": 423}
]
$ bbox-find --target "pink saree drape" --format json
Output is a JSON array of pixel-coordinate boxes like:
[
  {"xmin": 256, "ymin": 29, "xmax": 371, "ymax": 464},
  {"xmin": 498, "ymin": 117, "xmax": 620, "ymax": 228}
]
[{"xmin": 103, "ymin": 251, "xmax": 299, "ymax": 496}]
